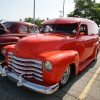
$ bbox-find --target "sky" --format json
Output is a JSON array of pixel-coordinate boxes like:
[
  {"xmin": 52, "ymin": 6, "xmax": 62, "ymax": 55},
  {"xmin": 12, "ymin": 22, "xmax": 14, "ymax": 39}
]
[{"xmin": 0, "ymin": 0, "xmax": 100, "ymax": 21}]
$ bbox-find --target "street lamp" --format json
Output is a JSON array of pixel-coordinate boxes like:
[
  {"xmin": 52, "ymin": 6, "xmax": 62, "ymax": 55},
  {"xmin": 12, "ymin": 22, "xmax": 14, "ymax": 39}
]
[
  {"xmin": 59, "ymin": 11, "xmax": 63, "ymax": 17},
  {"xmin": 63, "ymin": 0, "xmax": 65, "ymax": 17},
  {"xmin": 33, "ymin": 0, "xmax": 35, "ymax": 24}
]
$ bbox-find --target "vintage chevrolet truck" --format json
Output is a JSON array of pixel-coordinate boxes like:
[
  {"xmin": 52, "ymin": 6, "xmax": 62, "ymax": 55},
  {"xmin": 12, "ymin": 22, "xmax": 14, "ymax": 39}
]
[{"xmin": 0, "ymin": 17, "xmax": 99, "ymax": 94}]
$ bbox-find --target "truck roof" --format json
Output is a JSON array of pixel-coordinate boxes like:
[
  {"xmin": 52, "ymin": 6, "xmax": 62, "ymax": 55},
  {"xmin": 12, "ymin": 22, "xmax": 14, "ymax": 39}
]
[{"xmin": 42, "ymin": 17, "xmax": 95, "ymax": 25}]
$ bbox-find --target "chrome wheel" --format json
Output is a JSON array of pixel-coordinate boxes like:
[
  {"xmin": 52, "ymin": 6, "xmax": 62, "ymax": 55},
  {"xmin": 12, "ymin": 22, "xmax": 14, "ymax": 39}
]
[{"xmin": 59, "ymin": 66, "xmax": 70, "ymax": 86}]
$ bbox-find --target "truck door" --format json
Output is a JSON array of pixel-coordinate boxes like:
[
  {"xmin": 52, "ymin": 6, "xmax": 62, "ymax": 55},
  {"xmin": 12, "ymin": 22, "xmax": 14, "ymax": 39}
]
[{"xmin": 75, "ymin": 24, "xmax": 95, "ymax": 63}]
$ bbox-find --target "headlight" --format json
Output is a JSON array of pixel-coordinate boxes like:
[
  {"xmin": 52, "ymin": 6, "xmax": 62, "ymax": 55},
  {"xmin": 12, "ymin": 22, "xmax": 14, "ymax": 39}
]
[
  {"xmin": 1, "ymin": 48, "xmax": 6, "ymax": 56},
  {"xmin": 44, "ymin": 61, "xmax": 52, "ymax": 71}
]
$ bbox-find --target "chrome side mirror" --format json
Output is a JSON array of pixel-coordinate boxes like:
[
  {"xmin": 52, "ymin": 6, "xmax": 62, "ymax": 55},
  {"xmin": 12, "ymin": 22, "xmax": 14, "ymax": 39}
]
[{"xmin": 72, "ymin": 30, "xmax": 77, "ymax": 34}]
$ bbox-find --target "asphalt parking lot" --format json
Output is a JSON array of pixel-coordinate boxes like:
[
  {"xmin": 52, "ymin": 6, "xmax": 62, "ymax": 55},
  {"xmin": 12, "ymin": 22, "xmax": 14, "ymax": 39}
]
[{"xmin": 0, "ymin": 53, "xmax": 100, "ymax": 100}]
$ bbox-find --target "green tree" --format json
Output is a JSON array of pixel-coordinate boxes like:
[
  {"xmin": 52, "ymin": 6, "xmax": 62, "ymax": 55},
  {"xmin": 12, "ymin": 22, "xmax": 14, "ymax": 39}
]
[
  {"xmin": 35, "ymin": 18, "xmax": 44, "ymax": 26},
  {"xmin": 24, "ymin": 17, "xmax": 44, "ymax": 26},
  {"xmin": 24, "ymin": 17, "xmax": 33, "ymax": 23},
  {"xmin": 68, "ymin": 0, "xmax": 100, "ymax": 26}
]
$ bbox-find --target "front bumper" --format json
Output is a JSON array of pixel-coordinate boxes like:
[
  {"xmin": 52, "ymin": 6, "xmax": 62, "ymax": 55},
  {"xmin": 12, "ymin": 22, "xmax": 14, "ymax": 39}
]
[{"xmin": 0, "ymin": 65, "xmax": 59, "ymax": 94}]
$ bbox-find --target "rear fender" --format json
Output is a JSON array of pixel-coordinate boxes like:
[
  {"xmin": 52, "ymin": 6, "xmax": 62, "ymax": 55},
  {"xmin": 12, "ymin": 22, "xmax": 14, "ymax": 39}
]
[{"xmin": 91, "ymin": 41, "xmax": 99, "ymax": 58}]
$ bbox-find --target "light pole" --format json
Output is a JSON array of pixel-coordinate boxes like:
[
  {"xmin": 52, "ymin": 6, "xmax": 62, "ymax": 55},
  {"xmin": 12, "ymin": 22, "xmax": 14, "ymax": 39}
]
[
  {"xmin": 33, "ymin": 0, "xmax": 35, "ymax": 24},
  {"xmin": 63, "ymin": 0, "xmax": 65, "ymax": 17},
  {"xmin": 59, "ymin": 11, "xmax": 63, "ymax": 17}
]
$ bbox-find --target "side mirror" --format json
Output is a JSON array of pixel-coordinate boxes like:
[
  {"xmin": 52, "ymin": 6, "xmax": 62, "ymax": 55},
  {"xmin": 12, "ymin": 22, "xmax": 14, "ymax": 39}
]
[
  {"xmin": 72, "ymin": 30, "xmax": 77, "ymax": 35},
  {"xmin": 80, "ymin": 32, "xmax": 85, "ymax": 36}
]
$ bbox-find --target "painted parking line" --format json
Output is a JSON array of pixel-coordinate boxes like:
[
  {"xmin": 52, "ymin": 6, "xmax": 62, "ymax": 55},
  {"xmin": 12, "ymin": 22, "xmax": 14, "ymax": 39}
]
[{"xmin": 78, "ymin": 66, "xmax": 100, "ymax": 100}]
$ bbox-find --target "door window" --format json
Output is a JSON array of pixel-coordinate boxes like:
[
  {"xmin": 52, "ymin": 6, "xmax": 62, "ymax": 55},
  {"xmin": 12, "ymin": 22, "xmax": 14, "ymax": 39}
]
[
  {"xmin": 80, "ymin": 24, "xmax": 88, "ymax": 35},
  {"xmin": 19, "ymin": 25, "xmax": 28, "ymax": 33}
]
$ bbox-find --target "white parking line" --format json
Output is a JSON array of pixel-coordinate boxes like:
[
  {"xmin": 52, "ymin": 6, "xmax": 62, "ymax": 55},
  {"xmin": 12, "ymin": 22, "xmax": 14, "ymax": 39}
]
[{"xmin": 78, "ymin": 66, "xmax": 100, "ymax": 100}]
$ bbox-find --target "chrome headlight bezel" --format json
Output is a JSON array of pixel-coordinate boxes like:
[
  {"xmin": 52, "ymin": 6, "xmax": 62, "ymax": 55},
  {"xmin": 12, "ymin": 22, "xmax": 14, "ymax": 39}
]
[
  {"xmin": 44, "ymin": 61, "xmax": 52, "ymax": 71},
  {"xmin": 1, "ymin": 48, "xmax": 6, "ymax": 56}
]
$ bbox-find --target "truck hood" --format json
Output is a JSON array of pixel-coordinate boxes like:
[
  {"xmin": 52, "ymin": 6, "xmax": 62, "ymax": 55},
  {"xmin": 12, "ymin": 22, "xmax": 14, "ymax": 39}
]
[{"xmin": 14, "ymin": 33, "xmax": 76, "ymax": 58}]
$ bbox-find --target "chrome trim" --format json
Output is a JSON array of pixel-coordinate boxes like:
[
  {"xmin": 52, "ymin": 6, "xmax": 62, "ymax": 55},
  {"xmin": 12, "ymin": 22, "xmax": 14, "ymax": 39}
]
[
  {"xmin": 0, "ymin": 65, "xmax": 8, "ymax": 76},
  {"xmin": 8, "ymin": 52, "xmax": 12, "ymax": 54},
  {"xmin": 12, "ymin": 55, "xmax": 42, "ymax": 65},
  {"xmin": 0, "ymin": 42, "xmax": 16, "ymax": 45},
  {"xmin": 2, "ymin": 66, "xmax": 7, "ymax": 77},
  {"xmin": 7, "ymin": 72, "xmax": 59, "ymax": 94},
  {"xmin": 8, "ymin": 63, "xmax": 42, "ymax": 73},
  {"xmin": 17, "ymin": 74, "xmax": 24, "ymax": 86},
  {"xmin": 11, "ymin": 59, "xmax": 42, "ymax": 69},
  {"xmin": 0, "ymin": 65, "xmax": 3, "ymax": 74},
  {"xmin": 11, "ymin": 66, "xmax": 43, "ymax": 78},
  {"xmin": 8, "ymin": 52, "xmax": 42, "ymax": 65},
  {"xmin": 8, "ymin": 52, "xmax": 43, "ymax": 82},
  {"xmin": 0, "ymin": 65, "xmax": 59, "ymax": 94},
  {"xmin": 35, "ymin": 77, "xmax": 43, "ymax": 82}
]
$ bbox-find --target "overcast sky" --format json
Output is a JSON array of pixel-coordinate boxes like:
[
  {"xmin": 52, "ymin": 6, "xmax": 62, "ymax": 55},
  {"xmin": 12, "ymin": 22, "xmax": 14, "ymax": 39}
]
[{"xmin": 0, "ymin": 0, "xmax": 100, "ymax": 21}]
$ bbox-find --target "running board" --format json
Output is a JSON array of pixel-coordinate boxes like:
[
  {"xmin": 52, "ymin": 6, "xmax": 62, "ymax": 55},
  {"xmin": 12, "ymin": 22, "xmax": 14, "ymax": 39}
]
[{"xmin": 79, "ymin": 57, "xmax": 94, "ymax": 71}]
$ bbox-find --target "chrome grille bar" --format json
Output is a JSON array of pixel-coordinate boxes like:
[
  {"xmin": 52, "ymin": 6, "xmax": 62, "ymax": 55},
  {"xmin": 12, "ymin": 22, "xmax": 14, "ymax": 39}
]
[
  {"xmin": 10, "ymin": 63, "xmax": 42, "ymax": 73},
  {"xmin": 12, "ymin": 55, "xmax": 42, "ymax": 65},
  {"xmin": 12, "ymin": 59, "xmax": 42, "ymax": 69},
  {"xmin": 11, "ymin": 66, "xmax": 43, "ymax": 78},
  {"xmin": 8, "ymin": 52, "xmax": 43, "ymax": 82},
  {"xmin": 8, "ymin": 52, "xmax": 42, "ymax": 65}
]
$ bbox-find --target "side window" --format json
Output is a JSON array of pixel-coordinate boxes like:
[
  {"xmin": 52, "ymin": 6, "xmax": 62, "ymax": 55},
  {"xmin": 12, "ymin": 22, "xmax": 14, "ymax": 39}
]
[
  {"xmin": 19, "ymin": 25, "xmax": 28, "ymax": 33},
  {"xmin": 34, "ymin": 27, "xmax": 39, "ymax": 33},
  {"xmin": 80, "ymin": 24, "xmax": 88, "ymax": 35},
  {"xmin": 29, "ymin": 26, "xmax": 39, "ymax": 33}
]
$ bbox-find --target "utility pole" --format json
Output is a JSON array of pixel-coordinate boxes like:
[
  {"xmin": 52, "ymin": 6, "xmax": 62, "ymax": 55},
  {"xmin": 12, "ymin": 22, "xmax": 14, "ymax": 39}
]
[
  {"xmin": 33, "ymin": 0, "xmax": 35, "ymax": 24},
  {"xmin": 63, "ymin": 0, "xmax": 65, "ymax": 17}
]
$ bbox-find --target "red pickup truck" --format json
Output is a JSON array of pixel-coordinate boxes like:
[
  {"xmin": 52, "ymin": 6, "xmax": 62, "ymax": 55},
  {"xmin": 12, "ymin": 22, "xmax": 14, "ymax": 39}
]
[
  {"xmin": 0, "ymin": 21, "xmax": 39, "ymax": 54},
  {"xmin": 0, "ymin": 17, "xmax": 99, "ymax": 94}
]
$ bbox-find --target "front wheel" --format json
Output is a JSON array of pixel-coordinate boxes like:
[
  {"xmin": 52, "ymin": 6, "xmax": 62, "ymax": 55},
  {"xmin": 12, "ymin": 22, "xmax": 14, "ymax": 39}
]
[{"xmin": 59, "ymin": 66, "xmax": 70, "ymax": 87}]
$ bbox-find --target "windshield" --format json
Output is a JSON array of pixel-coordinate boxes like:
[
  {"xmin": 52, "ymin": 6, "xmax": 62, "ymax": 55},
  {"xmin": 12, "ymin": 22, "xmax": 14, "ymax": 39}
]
[
  {"xmin": 2, "ymin": 22, "xmax": 11, "ymax": 28},
  {"xmin": 42, "ymin": 24, "xmax": 78, "ymax": 34}
]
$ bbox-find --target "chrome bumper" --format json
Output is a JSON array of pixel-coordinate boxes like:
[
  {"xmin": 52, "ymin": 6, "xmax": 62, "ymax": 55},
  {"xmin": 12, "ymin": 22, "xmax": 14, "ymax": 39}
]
[{"xmin": 0, "ymin": 65, "xmax": 59, "ymax": 94}]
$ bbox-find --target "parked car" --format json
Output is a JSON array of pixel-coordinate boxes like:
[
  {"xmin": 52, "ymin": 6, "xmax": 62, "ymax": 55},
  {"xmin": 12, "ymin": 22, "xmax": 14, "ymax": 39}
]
[
  {"xmin": 98, "ymin": 28, "xmax": 100, "ymax": 36},
  {"xmin": 0, "ymin": 17, "xmax": 99, "ymax": 94},
  {"xmin": 0, "ymin": 21, "xmax": 39, "ymax": 53}
]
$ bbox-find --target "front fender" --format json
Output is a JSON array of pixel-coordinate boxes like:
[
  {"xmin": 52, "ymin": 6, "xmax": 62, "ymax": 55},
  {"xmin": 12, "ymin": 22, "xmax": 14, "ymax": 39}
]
[
  {"xmin": 0, "ymin": 36, "xmax": 20, "ymax": 53},
  {"xmin": 0, "ymin": 36, "xmax": 20, "ymax": 43},
  {"xmin": 2, "ymin": 44, "xmax": 15, "ymax": 63},
  {"xmin": 37, "ymin": 50, "xmax": 79, "ymax": 85}
]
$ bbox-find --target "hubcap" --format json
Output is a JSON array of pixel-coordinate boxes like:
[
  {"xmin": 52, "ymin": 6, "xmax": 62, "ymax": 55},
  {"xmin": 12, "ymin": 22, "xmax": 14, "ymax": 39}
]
[{"xmin": 60, "ymin": 67, "xmax": 70, "ymax": 85}]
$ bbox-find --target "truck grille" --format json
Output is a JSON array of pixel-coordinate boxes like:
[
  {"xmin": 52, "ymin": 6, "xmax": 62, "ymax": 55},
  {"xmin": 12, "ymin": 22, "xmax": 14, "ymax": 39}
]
[{"xmin": 8, "ymin": 52, "xmax": 43, "ymax": 82}]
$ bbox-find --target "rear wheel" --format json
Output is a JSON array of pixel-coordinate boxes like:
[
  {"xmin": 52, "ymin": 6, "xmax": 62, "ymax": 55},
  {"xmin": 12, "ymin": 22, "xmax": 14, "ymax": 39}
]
[{"xmin": 59, "ymin": 66, "xmax": 70, "ymax": 87}]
